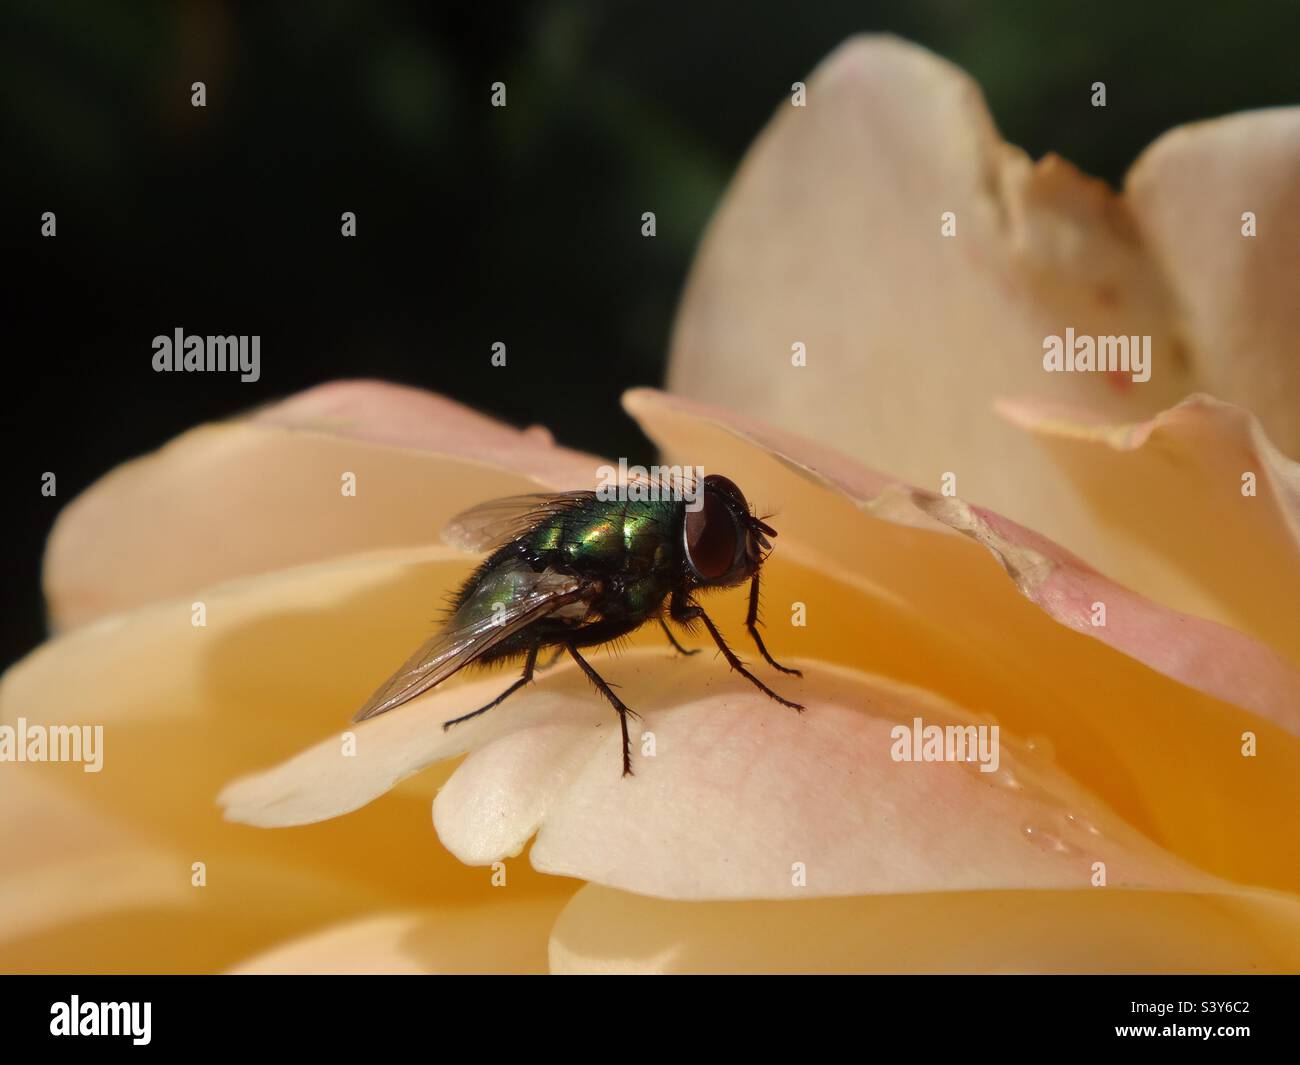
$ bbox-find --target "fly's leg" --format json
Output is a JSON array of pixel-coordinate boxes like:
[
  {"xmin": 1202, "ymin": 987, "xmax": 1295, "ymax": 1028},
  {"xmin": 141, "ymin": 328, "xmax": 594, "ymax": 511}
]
[
  {"xmin": 658, "ymin": 616, "xmax": 700, "ymax": 657},
  {"xmin": 671, "ymin": 591, "xmax": 803, "ymax": 711},
  {"xmin": 442, "ymin": 645, "xmax": 539, "ymax": 731},
  {"xmin": 565, "ymin": 642, "xmax": 640, "ymax": 776},
  {"xmin": 746, "ymin": 571, "xmax": 801, "ymax": 676}
]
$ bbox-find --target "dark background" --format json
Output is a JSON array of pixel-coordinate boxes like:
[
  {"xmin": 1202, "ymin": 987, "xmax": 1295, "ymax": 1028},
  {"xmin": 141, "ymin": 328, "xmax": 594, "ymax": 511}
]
[{"xmin": 4, "ymin": 0, "xmax": 1298, "ymax": 668}]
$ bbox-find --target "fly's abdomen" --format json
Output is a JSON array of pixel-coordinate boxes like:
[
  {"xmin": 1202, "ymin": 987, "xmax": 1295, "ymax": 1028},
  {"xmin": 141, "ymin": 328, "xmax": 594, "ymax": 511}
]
[
  {"xmin": 454, "ymin": 553, "xmax": 576, "ymax": 628},
  {"xmin": 457, "ymin": 558, "xmax": 533, "ymax": 626}
]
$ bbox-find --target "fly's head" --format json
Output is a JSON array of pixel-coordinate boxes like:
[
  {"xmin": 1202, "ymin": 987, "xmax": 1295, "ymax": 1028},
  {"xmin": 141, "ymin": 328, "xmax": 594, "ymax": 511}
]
[{"xmin": 681, "ymin": 474, "xmax": 777, "ymax": 589}]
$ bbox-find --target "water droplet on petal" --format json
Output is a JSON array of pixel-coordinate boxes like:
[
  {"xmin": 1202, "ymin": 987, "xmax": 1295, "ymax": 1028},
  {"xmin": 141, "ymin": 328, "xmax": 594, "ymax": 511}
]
[
  {"xmin": 1063, "ymin": 811, "xmax": 1101, "ymax": 837},
  {"xmin": 982, "ymin": 764, "xmax": 1024, "ymax": 791},
  {"xmin": 1021, "ymin": 822, "xmax": 1075, "ymax": 854},
  {"xmin": 1025, "ymin": 734, "xmax": 1056, "ymax": 761}
]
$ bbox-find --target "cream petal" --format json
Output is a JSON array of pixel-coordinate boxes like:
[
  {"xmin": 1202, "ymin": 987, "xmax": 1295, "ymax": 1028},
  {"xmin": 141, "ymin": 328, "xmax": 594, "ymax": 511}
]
[
  {"xmin": 220, "ymin": 657, "xmax": 613, "ymax": 831},
  {"xmin": 224, "ymin": 648, "xmax": 1219, "ymax": 901},
  {"xmin": 623, "ymin": 389, "xmax": 1300, "ymax": 892},
  {"xmin": 909, "ymin": 494, "xmax": 1300, "ymax": 729},
  {"xmin": 250, "ymin": 379, "xmax": 603, "ymax": 480},
  {"xmin": 226, "ymin": 897, "xmax": 574, "ymax": 975},
  {"xmin": 45, "ymin": 381, "xmax": 605, "ymax": 630},
  {"xmin": 667, "ymin": 36, "xmax": 1192, "ymax": 557},
  {"xmin": 0, "ymin": 769, "xmax": 452, "ymax": 975},
  {"xmin": 3, "ymin": 545, "xmax": 577, "ymax": 909},
  {"xmin": 626, "ymin": 388, "xmax": 1300, "ymax": 734},
  {"xmin": 550, "ymin": 883, "xmax": 1300, "ymax": 974},
  {"xmin": 9, "ymin": 545, "xmax": 474, "ymax": 743},
  {"xmin": 0, "ymin": 749, "xmax": 572, "ymax": 972},
  {"xmin": 3, "ymin": 848, "xmax": 435, "ymax": 974},
  {"xmin": 516, "ymin": 661, "xmax": 1220, "ymax": 900},
  {"xmin": 1126, "ymin": 110, "xmax": 1300, "ymax": 458},
  {"xmin": 0, "ymin": 771, "xmax": 191, "ymax": 950},
  {"xmin": 998, "ymin": 394, "xmax": 1300, "ymax": 665}
]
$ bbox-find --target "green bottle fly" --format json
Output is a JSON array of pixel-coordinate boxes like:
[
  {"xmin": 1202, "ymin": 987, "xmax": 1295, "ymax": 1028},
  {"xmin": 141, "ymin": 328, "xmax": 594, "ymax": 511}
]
[{"xmin": 353, "ymin": 474, "xmax": 802, "ymax": 775}]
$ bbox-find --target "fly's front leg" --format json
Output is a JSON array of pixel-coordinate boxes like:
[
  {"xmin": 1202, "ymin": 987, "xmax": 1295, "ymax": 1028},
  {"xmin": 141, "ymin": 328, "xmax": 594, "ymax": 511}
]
[
  {"xmin": 746, "ymin": 571, "xmax": 801, "ymax": 676},
  {"xmin": 670, "ymin": 591, "xmax": 803, "ymax": 711}
]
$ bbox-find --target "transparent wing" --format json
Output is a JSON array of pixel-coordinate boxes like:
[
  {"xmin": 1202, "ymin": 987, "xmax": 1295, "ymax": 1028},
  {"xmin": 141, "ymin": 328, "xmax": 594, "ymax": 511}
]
[
  {"xmin": 442, "ymin": 473, "xmax": 698, "ymax": 553},
  {"xmin": 352, "ymin": 558, "xmax": 592, "ymax": 722},
  {"xmin": 442, "ymin": 491, "xmax": 596, "ymax": 552}
]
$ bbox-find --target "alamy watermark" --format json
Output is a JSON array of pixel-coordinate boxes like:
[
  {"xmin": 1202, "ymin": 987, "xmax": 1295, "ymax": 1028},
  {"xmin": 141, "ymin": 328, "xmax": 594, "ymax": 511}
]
[
  {"xmin": 152, "ymin": 328, "xmax": 260, "ymax": 382},
  {"xmin": 1042, "ymin": 329, "xmax": 1150, "ymax": 383},
  {"xmin": 50, "ymin": 997, "xmax": 150, "ymax": 1045},
  {"xmin": 0, "ymin": 718, "xmax": 103, "ymax": 772},
  {"xmin": 890, "ymin": 716, "xmax": 1000, "ymax": 773},
  {"xmin": 595, "ymin": 459, "xmax": 706, "ymax": 511}
]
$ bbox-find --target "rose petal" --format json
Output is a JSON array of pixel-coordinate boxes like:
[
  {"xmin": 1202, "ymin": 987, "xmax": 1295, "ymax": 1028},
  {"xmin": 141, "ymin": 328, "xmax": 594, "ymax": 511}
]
[
  {"xmin": 45, "ymin": 381, "xmax": 604, "ymax": 630},
  {"xmin": 3, "ymin": 849, "xmax": 426, "ymax": 974},
  {"xmin": 998, "ymin": 393, "xmax": 1300, "ymax": 665},
  {"xmin": 0, "ymin": 768, "xmax": 460, "ymax": 974},
  {"xmin": 668, "ymin": 36, "xmax": 1192, "ymax": 552},
  {"xmin": 224, "ymin": 648, "xmax": 1221, "ymax": 901},
  {"xmin": 1126, "ymin": 109, "xmax": 1300, "ymax": 457},
  {"xmin": 0, "ymin": 772, "xmax": 191, "ymax": 951},
  {"xmin": 219, "ymin": 546, "xmax": 1300, "ymax": 898},
  {"xmin": 627, "ymin": 388, "xmax": 1300, "ymax": 734},
  {"xmin": 911, "ymin": 494, "xmax": 1300, "ymax": 729},
  {"xmin": 250, "ymin": 380, "xmax": 601, "ymax": 479},
  {"xmin": 550, "ymin": 883, "xmax": 1300, "ymax": 974},
  {"xmin": 226, "ymin": 898, "xmax": 574, "ymax": 975},
  {"xmin": 2, "ymin": 545, "xmax": 574, "ymax": 914},
  {"xmin": 622, "ymin": 389, "xmax": 1300, "ymax": 892},
  {"xmin": 220, "ymin": 654, "xmax": 614, "ymax": 831}
]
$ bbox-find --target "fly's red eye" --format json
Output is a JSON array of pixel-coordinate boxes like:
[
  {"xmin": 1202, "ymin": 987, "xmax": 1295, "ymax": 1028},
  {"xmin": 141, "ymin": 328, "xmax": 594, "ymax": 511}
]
[
  {"xmin": 703, "ymin": 474, "xmax": 746, "ymax": 511},
  {"xmin": 684, "ymin": 488, "xmax": 739, "ymax": 581}
]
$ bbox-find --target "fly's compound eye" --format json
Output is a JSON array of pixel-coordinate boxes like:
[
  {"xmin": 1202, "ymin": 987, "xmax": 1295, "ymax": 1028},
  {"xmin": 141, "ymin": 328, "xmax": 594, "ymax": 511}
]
[
  {"xmin": 684, "ymin": 486, "xmax": 742, "ymax": 582},
  {"xmin": 702, "ymin": 473, "xmax": 747, "ymax": 512}
]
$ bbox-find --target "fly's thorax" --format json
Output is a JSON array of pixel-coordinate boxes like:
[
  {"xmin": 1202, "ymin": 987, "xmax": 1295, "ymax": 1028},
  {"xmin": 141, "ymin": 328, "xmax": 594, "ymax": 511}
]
[
  {"xmin": 622, "ymin": 498, "xmax": 680, "ymax": 573},
  {"xmin": 550, "ymin": 498, "xmax": 678, "ymax": 574},
  {"xmin": 561, "ymin": 507, "xmax": 625, "ymax": 567},
  {"xmin": 526, "ymin": 518, "xmax": 566, "ymax": 554}
]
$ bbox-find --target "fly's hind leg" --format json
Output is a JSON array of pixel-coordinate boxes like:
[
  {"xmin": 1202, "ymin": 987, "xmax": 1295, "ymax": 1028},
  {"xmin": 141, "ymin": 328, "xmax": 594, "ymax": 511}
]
[
  {"xmin": 565, "ymin": 642, "xmax": 640, "ymax": 776},
  {"xmin": 442, "ymin": 644, "xmax": 539, "ymax": 732}
]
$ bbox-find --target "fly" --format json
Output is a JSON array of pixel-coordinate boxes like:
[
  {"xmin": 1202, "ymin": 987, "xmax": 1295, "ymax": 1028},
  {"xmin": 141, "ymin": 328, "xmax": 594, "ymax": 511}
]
[{"xmin": 352, "ymin": 474, "xmax": 802, "ymax": 775}]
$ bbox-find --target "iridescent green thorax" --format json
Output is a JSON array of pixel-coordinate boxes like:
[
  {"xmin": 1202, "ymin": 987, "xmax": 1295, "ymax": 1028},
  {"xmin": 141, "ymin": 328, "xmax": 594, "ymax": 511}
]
[
  {"xmin": 529, "ymin": 497, "xmax": 680, "ymax": 576},
  {"xmin": 448, "ymin": 496, "xmax": 685, "ymax": 643}
]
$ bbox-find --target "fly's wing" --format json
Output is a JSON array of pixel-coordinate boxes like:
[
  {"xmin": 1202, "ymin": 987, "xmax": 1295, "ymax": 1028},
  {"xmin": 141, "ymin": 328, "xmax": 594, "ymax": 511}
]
[
  {"xmin": 352, "ymin": 558, "xmax": 593, "ymax": 722},
  {"xmin": 442, "ymin": 491, "xmax": 596, "ymax": 552}
]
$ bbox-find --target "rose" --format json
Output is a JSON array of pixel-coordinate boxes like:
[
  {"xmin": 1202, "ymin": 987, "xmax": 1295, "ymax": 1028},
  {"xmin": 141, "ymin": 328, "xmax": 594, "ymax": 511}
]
[{"xmin": 4, "ymin": 37, "xmax": 1299, "ymax": 974}]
